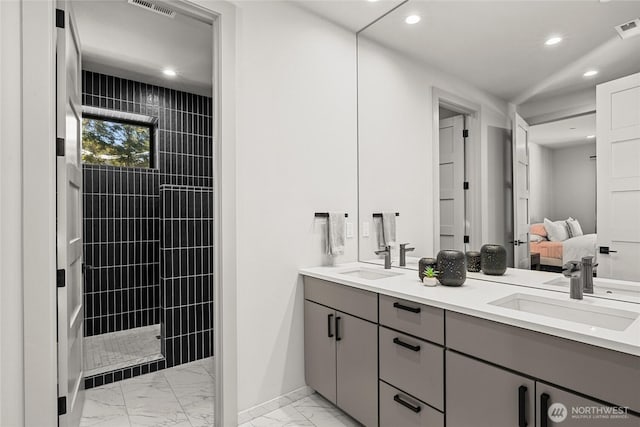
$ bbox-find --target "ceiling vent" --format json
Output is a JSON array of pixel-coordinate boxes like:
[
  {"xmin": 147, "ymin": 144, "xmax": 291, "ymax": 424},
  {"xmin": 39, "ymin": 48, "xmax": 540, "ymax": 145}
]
[
  {"xmin": 128, "ymin": 0, "xmax": 176, "ymax": 19},
  {"xmin": 615, "ymin": 18, "xmax": 640, "ymax": 40}
]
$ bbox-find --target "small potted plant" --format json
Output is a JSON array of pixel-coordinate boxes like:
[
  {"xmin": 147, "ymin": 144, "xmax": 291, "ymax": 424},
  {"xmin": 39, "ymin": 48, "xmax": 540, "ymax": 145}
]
[{"xmin": 422, "ymin": 266, "xmax": 439, "ymax": 287}]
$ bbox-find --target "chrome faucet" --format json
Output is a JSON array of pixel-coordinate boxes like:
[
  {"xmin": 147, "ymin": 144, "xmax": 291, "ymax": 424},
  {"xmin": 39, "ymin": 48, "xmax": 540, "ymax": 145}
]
[
  {"xmin": 563, "ymin": 260, "xmax": 583, "ymax": 300},
  {"xmin": 399, "ymin": 243, "xmax": 415, "ymax": 267},
  {"xmin": 375, "ymin": 245, "xmax": 392, "ymax": 269},
  {"xmin": 581, "ymin": 256, "xmax": 597, "ymax": 294}
]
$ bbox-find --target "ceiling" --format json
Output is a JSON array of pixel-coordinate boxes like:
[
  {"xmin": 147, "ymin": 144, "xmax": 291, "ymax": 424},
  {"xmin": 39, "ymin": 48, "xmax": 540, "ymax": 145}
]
[
  {"xmin": 294, "ymin": 0, "xmax": 404, "ymax": 32},
  {"xmin": 530, "ymin": 113, "xmax": 596, "ymax": 149},
  {"xmin": 358, "ymin": 1, "xmax": 640, "ymax": 104},
  {"xmin": 73, "ymin": 0, "xmax": 213, "ymax": 96}
]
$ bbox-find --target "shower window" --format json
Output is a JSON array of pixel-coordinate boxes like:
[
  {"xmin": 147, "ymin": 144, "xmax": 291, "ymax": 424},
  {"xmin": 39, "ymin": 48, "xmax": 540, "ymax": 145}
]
[{"xmin": 82, "ymin": 116, "xmax": 154, "ymax": 168}]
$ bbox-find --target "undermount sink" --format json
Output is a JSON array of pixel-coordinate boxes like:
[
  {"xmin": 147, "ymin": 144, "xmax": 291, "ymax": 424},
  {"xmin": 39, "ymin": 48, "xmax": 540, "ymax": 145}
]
[
  {"xmin": 490, "ymin": 293, "xmax": 639, "ymax": 331},
  {"xmin": 544, "ymin": 277, "xmax": 640, "ymax": 300},
  {"xmin": 339, "ymin": 267, "xmax": 403, "ymax": 281}
]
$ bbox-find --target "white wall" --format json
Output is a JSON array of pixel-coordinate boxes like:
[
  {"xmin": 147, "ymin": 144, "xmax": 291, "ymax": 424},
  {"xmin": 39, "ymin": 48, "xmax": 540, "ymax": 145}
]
[
  {"xmin": 357, "ymin": 37, "xmax": 509, "ymax": 259},
  {"xmin": 0, "ymin": 2, "xmax": 25, "ymax": 425},
  {"xmin": 552, "ymin": 143, "xmax": 597, "ymax": 234},
  {"xmin": 529, "ymin": 142, "xmax": 553, "ymax": 224},
  {"xmin": 235, "ymin": 1, "xmax": 358, "ymax": 411}
]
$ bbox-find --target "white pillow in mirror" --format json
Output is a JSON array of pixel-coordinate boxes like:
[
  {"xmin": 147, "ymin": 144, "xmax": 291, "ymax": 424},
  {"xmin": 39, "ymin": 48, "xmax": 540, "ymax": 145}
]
[
  {"xmin": 566, "ymin": 217, "xmax": 584, "ymax": 238},
  {"xmin": 544, "ymin": 218, "xmax": 569, "ymax": 242},
  {"xmin": 530, "ymin": 234, "xmax": 545, "ymax": 243}
]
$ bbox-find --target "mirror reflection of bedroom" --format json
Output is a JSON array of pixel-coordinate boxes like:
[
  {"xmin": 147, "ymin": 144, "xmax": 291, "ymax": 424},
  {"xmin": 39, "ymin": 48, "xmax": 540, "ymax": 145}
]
[{"xmin": 528, "ymin": 113, "xmax": 597, "ymax": 273}]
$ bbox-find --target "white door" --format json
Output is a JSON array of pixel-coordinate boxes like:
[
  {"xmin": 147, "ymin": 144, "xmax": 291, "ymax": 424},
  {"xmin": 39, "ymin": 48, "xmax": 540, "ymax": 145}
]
[
  {"xmin": 512, "ymin": 113, "xmax": 531, "ymax": 269},
  {"xmin": 56, "ymin": 3, "xmax": 85, "ymax": 426},
  {"xmin": 439, "ymin": 116, "xmax": 465, "ymax": 251},
  {"xmin": 596, "ymin": 72, "xmax": 640, "ymax": 281}
]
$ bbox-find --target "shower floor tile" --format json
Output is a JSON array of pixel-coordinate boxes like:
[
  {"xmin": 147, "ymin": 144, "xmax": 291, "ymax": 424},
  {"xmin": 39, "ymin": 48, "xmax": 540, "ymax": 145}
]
[{"xmin": 85, "ymin": 324, "xmax": 163, "ymax": 377}]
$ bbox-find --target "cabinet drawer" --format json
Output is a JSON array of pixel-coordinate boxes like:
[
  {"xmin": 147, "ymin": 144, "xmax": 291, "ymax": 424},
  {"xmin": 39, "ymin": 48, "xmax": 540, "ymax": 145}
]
[
  {"xmin": 304, "ymin": 277, "xmax": 378, "ymax": 322},
  {"xmin": 379, "ymin": 294, "xmax": 444, "ymax": 344},
  {"xmin": 379, "ymin": 326, "xmax": 444, "ymax": 411},
  {"xmin": 380, "ymin": 381, "xmax": 444, "ymax": 427}
]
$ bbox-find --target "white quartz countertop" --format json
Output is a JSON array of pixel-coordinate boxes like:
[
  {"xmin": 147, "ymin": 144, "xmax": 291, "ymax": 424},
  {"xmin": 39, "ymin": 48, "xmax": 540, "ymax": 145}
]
[{"xmin": 299, "ymin": 262, "xmax": 640, "ymax": 356}]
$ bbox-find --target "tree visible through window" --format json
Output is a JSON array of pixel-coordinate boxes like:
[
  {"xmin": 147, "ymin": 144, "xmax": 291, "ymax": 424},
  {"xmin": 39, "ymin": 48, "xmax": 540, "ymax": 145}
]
[{"xmin": 82, "ymin": 116, "xmax": 153, "ymax": 168}]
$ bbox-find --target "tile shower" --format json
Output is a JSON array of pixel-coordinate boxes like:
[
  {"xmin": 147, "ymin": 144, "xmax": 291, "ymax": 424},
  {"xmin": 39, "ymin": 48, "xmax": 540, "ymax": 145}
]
[{"xmin": 82, "ymin": 71, "xmax": 214, "ymax": 388}]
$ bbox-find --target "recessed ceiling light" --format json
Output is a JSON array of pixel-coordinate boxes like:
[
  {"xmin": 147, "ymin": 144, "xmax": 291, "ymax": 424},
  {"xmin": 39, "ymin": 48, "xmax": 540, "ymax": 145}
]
[
  {"xmin": 405, "ymin": 15, "xmax": 421, "ymax": 25},
  {"xmin": 545, "ymin": 36, "xmax": 563, "ymax": 46},
  {"xmin": 367, "ymin": 0, "xmax": 379, "ymax": 2},
  {"xmin": 583, "ymin": 70, "xmax": 599, "ymax": 77},
  {"xmin": 586, "ymin": 135, "xmax": 595, "ymax": 139},
  {"xmin": 163, "ymin": 69, "xmax": 177, "ymax": 77}
]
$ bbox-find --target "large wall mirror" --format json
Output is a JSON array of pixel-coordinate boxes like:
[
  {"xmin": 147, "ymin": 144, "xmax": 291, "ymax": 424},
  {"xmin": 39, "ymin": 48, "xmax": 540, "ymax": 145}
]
[{"xmin": 357, "ymin": 1, "xmax": 640, "ymax": 292}]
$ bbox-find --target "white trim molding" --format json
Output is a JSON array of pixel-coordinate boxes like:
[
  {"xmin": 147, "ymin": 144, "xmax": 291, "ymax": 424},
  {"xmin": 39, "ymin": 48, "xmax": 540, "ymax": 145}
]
[{"xmin": 1, "ymin": 1, "xmax": 26, "ymax": 425}]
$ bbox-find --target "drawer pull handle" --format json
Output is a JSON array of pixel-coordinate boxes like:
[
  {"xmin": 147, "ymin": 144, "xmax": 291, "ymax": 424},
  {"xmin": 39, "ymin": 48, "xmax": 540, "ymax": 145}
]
[
  {"xmin": 327, "ymin": 314, "xmax": 334, "ymax": 338},
  {"xmin": 540, "ymin": 393, "xmax": 550, "ymax": 427},
  {"xmin": 394, "ymin": 394, "xmax": 421, "ymax": 413},
  {"xmin": 518, "ymin": 385, "xmax": 528, "ymax": 427},
  {"xmin": 335, "ymin": 316, "xmax": 342, "ymax": 341},
  {"xmin": 393, "ymin": 337, "xmax": 421, "ymax": 352},
  {"xmin": 393, "ymin": 302, "xmax": 421, "ymax": 313}
]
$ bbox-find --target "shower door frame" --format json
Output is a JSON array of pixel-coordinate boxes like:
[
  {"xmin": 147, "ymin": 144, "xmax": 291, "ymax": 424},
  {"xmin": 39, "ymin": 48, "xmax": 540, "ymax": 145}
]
[{"xmin": 17, "ymin": 0, "xmax": 239, "ymax": 426}]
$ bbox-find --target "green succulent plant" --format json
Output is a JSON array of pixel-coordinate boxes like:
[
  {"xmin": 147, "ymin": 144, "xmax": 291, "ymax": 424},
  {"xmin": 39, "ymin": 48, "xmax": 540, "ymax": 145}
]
[{"xmin": 423, "ymin": 266, "xmax": 440, "ymax": 278}]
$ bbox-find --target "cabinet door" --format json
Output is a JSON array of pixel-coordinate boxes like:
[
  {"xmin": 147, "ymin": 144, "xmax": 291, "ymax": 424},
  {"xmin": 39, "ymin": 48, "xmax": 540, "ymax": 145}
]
[
  {"xmin": 304, "ymin": 300, "xmax": 336, "ymax": 404},
  {"xmin": 446, "ymin": 351, "xmax": 535, "ymax": 427},
  {"xmin": 336, "ymin": 312, "xmax": 378, "ymax": 427},
  {"xmin": 537, "ymin": 382, "xmax": 640, "ymax": 427}
]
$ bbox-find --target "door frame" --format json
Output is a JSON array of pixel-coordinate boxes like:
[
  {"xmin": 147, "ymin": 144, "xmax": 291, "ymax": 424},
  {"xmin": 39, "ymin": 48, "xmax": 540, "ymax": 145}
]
[
  {"xmin": 17, "ymin": 0, "xmax": 238, "ymax": 426},
  {"xmin": 432, "ymin": 88, "xmax": 482, "ymax": 254}
]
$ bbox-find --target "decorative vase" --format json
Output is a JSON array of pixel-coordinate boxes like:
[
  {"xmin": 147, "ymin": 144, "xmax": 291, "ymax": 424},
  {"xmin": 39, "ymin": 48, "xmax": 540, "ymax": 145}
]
[
  {"xmin": 481, "ymin": 244, "xmax": 507, "ymax": 275},
  {"xmin": 436, "ymin": 250, "xmax": 466, "ymax": 287},
  {"xmin": 418, "ymin": 257, "xmax": 438, "ymax": 281},
  {"xmin": 466, "ymin": 251, "xmax": 482, "ymax": 272},
  {"xmin": 422, "ymin": 277, "xmax": 438, "ymax": 287}
]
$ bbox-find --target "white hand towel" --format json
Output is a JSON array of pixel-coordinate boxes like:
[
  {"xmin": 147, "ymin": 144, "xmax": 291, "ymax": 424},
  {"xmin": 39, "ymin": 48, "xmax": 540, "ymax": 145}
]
[
  {"xmin": 377, "ymin": 213, "xmax": 397, "ymax": 248},
  {"xmin": 327, "ymin": 213, "xmax": 345, "ymax": 256},
  {"xmin": 383, "ymin": 212, "xmax": 397, "ymax": 246}
]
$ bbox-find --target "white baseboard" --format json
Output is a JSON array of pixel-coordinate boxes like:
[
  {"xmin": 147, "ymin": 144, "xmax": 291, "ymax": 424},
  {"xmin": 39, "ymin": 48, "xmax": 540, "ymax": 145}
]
[{"xmin": 237, "ymin": 386, "xmax": 315, "ymax": 424}]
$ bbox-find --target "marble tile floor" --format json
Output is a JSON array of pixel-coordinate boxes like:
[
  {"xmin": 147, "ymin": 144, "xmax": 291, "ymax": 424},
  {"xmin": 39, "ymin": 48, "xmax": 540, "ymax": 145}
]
[
  {"xmin": 82, "ymin": 357, "xmax": 360, "ymax": 427},
  {"xmin": 238, "ymin": 393, "xmax": 361, "ymax": 427},
  {"xmin": 85, "ymin": 324, "xmax": 163, "ymax": 377},
  {"xmin": 81, "ymin": 357, "xmax": 216, "ymax": 427}
]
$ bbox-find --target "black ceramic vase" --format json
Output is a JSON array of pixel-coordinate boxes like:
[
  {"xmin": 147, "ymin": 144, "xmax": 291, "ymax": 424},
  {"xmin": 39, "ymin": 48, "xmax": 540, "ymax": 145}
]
[
  {"xmin": 466, "ymin": 251, "xmax": 481, "ymax": 272},
  {"xmin": 481, "ymin": 244, "xmax": 507, "ymax": 275},
  {"xmin": 436, "ymin": 250, "xmax": 466, "ymax": 286},
  {"xmin": 418, "ymin": 257, "xmax": 438, "ymax": 281}
]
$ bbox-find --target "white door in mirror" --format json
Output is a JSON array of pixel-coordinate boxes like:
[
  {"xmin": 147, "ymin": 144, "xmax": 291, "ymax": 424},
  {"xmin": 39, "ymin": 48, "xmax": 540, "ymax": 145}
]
[
  {"xmin": 439, "ymin": 115, "xmax": 465, "ymax": 251},
  {"xmin": 596, "ymin": 72, "xmax": 640, "ymax": 282},
  {"xmin": 512, "ymin": 113, "xmax": 531, "ymax": 270}
]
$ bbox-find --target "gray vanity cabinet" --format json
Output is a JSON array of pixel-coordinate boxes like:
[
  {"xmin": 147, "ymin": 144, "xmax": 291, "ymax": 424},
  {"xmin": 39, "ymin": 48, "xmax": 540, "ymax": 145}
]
[
  {"xmin": 446, "ymin": 350, "xmax": 535, "ymax": 427},
  {"xmin": 535, "ymin": 383, "xmax": 640, "ymax": 427},
  {"xmin": 304, "ymin": 300, "xmax": 337, "ymax": 403},
  {"xmin": 304, "ymin": 278, "xmax": 378, "ymax": 426},
  {"xmin": 335, "ymin": 312, "xmax": 378, "ymax": 427}
]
